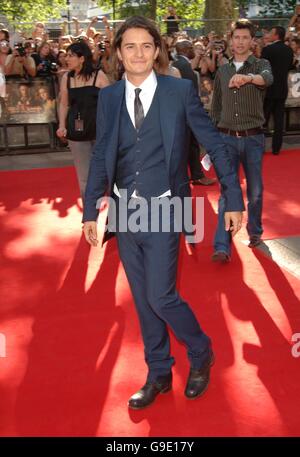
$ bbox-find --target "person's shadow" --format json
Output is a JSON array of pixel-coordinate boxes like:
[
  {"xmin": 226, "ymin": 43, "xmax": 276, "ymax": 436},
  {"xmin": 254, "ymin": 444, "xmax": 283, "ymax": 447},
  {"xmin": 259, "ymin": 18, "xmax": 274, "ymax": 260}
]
[
  {"xmin": 0, "ymin": 166, "xmax": 79, "ymax": 218},
  {"xmin": 14, "ymin": 234, "xmax": 126, "ymax": 436}
]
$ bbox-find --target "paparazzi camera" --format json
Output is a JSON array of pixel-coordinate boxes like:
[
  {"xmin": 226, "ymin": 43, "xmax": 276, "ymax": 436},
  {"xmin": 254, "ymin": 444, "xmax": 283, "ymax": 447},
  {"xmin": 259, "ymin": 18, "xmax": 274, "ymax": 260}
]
[
  {"xmin": 213, "ymin": 40, "xmax": 224, "ymax": 53},
  {"xmin": 50, "ymin": 62, "xmax": 58, "ymax": 72},
  {"xmin": 98, "ymin": 42, "xmax": 106, "ymax": 52},
  {"xmin": 14, "ymin": 43, "xmax": 26, "ymax": 57}
]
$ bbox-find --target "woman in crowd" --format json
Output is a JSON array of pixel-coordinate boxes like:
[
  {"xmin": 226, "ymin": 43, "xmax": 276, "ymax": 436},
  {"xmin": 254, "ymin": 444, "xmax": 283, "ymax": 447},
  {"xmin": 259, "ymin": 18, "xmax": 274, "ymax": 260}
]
[
  {"xmin": 290, "ymin": 38, "xmax": 300, "ymax": 69},
  {"xmin": 56, "ymin": 40, "xmax": 110, "ymax": 202},
  {"xmin": 32, "ymin": 41, "xmax": 56, "ymax": 76},
  {"xmin": 0, "ymin": 40, "xmax": 11, "ymax": 73}
]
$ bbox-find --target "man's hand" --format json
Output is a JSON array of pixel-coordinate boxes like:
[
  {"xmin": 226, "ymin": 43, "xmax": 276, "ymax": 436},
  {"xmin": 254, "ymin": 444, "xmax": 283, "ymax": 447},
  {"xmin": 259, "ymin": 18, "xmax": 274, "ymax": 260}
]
[
  {"xmin": 83, "ymin": 221, "xmax": 98, "ymax": 246},
  {"xmin": 229, "ymin": 74, "xmax": 252, "ymax": 89},
  {"xmin": 224, "ymin": 211, "xmax": 243, "ymax": 237}
]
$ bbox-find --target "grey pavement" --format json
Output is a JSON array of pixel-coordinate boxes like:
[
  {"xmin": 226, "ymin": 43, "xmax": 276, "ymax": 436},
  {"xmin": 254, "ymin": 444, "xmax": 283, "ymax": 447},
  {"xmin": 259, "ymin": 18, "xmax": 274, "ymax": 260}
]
[
  {"xmin": 1, "ymin": 136, "xmax": 300, "ymax": 279},
  {"xmin": 256, "ymin": 237, "xmax": 300, "ymax": 279}
]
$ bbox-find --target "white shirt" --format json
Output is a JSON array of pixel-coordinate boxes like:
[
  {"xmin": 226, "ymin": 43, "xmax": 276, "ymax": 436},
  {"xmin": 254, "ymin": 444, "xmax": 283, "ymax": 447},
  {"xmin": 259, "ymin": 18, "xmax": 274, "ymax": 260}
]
[
  {"xmin": 125, "ymin": 70, "xmax": 157, "ymax": 128},
  {"xmin": 114, "ymin": 70, "xmax": 171, "ymax": 199},
  {"xmin": 233, "ymin": 61, "xmax": 244, "ymax": 72}
]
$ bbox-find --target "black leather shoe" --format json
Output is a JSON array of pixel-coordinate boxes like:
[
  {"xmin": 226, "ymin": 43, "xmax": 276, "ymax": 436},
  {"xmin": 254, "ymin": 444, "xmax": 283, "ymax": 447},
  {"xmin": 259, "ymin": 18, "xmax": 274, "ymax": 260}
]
[
  {"xmin": 192, "ymin": 177, "xmax": 217, "ymax": 186},
  {"xmin": 185, "ymin": 352, "xmax": 215, "ymax": 399},
  {"xmin": 128, "ymin": 373, "xmax": 172, "ymax": 410},
  {"xmin": 212, "ymin": 251, "xmax": 230, "ymax": 263},
  {"xmin": 248, "ymin": 235, "xmax": 261, "ymax": 248}
]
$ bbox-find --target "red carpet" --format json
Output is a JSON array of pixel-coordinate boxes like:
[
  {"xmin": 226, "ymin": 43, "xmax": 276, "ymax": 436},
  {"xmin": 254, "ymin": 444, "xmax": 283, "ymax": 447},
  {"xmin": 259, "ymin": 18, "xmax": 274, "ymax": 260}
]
[{"xmin": 0, "ymin": 149, "xmax": 300, "ymax": 436}]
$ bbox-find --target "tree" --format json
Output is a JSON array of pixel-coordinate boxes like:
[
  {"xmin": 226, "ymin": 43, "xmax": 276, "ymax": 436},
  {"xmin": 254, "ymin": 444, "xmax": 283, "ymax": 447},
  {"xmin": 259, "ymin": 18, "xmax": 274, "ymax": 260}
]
[
  {"xmin": 98, "ymin": 0, "xmax": 205, "ymax": 26},
  {"xmin": 203, "ymin": 0, "xmax": 236, "ymax": 35},
  {"xmin": 0, "ymin": 0, "xmax": 66, "ymax": 27},
  {"xmin": 256, "ymin": 0, "xmax": 297, "ymax": 17}
]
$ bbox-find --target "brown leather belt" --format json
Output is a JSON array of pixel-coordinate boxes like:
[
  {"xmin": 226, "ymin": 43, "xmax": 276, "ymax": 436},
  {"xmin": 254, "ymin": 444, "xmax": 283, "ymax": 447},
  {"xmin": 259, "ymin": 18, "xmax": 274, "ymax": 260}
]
[{"xmin": 218, "ymin": 127, "xmax": 263, "ymax": 137}]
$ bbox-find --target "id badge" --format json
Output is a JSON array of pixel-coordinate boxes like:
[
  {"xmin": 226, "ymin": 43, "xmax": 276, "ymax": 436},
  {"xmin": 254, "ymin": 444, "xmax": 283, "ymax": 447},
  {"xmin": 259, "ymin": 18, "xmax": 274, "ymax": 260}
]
[{"xmin": 75, "ymin": 118, "xmax": 84, "ymax": 132}]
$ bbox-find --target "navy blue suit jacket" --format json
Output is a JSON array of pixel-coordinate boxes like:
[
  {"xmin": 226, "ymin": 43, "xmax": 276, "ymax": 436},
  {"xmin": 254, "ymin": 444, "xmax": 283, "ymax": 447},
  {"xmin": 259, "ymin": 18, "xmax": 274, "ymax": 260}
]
[{"xmin": 83, "ymin": 74, "xmax": 244, "ymax": 228}]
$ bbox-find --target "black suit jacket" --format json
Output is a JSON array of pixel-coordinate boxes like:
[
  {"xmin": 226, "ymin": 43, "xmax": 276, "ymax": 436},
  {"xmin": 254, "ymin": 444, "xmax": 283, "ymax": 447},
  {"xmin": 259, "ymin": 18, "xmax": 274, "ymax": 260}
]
[
  {"xmin": 172, "ymin": 55, "xmax": 198, "ymax": 90},
  {"xmin": 261, "ymin": 41, "xmax": 293, "ymax": 100}
]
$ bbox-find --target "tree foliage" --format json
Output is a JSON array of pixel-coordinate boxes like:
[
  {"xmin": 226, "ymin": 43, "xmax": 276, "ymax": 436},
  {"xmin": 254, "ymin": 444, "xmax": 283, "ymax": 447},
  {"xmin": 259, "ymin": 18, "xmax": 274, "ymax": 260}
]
[
  {"xmin": 256, "ymin": 0, "xmax": 297, "ymax": 16},
  {"xmin": 98, "ymin": 0, "xmax": 205, "ymax": 21},
  {"xmin": 0, "ymin": 0, "xmax": 66, "ymax": 25}
]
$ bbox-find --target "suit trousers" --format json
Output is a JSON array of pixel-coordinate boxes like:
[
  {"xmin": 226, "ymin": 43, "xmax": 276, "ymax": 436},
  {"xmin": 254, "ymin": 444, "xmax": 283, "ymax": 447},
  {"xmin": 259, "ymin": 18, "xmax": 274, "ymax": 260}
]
[
  {"xmin": 115, "ymin": 197, "xmax": 211, "ymax": 382},
  {"xmin": 264, "ymin": 98, "xmax": 286, "ymax": 154}
]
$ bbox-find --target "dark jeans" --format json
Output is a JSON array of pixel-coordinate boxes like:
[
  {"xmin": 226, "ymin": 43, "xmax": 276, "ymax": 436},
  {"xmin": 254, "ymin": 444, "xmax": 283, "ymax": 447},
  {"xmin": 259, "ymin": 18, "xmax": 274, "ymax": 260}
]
[
  {"xmin": 264, "ymin": 98, "xmax": 286, "ymax": 154},
  {"xmin": 214, "ymin": 133, "xmax": 265, "ymax": 256}
]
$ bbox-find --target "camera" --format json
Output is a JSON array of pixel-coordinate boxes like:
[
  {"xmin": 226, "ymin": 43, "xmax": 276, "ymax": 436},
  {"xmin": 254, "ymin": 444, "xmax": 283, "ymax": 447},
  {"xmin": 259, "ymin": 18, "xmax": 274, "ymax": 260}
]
[
  {"xmin": 213, "ymin": 40, "xmax": 224, "ymax": 52},
  {"xmin": 98, "ymin": 41, "xmax": 106, "ymax": 52},
  {"xmin": 50, "ymin": 62, "xmax": 58, "ymax": 72},
  {"xmin": 15, "ymin": 43, "xmax": 26, "ymax": 57}
]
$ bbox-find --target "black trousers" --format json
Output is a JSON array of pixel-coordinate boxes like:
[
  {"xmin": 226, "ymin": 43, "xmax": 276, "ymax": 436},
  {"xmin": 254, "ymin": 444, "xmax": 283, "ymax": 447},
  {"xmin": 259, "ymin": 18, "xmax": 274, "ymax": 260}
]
[
  {"xmin": 188, "ymin": 132, "xmax": 205, "ymax": 180},
  {"xmin": 264, "ymin": 98, "xmax": 286, "ymax": 154}
]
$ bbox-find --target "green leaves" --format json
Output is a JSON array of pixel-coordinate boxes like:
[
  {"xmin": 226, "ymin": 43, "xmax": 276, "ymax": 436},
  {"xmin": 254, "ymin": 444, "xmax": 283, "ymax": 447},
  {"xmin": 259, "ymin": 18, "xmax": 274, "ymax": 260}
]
[
  {"xmin": 97, "ymin": 0, "xmax": 205, "ymax": 21},
  {"xmin": 0, "ymin": 0, "xmax": 66, "ymax": 26},
  {"xmin": 256, "ymin": 0, "xmax": 297, "ymax": 16}
]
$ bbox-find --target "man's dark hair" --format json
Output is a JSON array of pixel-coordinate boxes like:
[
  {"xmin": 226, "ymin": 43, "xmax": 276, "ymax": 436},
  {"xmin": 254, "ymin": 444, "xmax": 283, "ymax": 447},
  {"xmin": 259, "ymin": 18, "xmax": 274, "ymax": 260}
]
[
  {"xmin": 175, "ymin": 39, "xmax": 193, "ymax": 55},
  {"xmin": 231, "ymin": 19, "xmax": 255, "ymax": 38},
  {"xmin": 113, "ymin": 16, "xmax": 162, "ymax": 51},
  {"xmin": 66, "ymin": 41, "xmax": 95, "ymax": 79},
  {"xmin": 111, "ymin": 16, "xmax": 165, "ymax": 79},
  {"xmin": 272, "ymin": 26, "xmax": 286, "ymax": 41}
]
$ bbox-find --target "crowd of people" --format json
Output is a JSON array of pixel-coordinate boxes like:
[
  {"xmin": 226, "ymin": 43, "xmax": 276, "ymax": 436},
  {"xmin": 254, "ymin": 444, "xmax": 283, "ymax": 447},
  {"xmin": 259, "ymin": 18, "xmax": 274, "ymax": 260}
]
[{"xmin": 0, "ymin": 8, "xmax": 299, "ymax": 97}]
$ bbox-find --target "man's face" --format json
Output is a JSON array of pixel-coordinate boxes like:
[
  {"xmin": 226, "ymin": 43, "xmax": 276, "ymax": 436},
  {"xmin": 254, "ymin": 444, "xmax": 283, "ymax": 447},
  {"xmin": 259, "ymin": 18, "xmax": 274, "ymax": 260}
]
[
  {"xmin": 231, "ymin": 28, "xmax": 253, "ymax": 56},
  {"xmin": 39, "ymin": 88, "xmax": 48, "ymax": 100},
  {"xmin": 117, "ymin": 28, "xmax": 159, "ymax": 79}
]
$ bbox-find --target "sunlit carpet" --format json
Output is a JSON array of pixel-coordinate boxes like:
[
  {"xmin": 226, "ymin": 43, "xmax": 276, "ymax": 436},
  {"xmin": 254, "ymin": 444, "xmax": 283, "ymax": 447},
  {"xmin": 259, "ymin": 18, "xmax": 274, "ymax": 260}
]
[{"xmin": 0, "ymin": 149, "xmax": 300, "ymax": 436}]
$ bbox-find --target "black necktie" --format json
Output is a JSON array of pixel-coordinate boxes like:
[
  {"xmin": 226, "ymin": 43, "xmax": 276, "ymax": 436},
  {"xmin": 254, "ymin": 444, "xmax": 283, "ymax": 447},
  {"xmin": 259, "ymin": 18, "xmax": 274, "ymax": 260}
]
[{"xmin": 134, "ymin": 88, "xmax": 144, "ymax": 131}]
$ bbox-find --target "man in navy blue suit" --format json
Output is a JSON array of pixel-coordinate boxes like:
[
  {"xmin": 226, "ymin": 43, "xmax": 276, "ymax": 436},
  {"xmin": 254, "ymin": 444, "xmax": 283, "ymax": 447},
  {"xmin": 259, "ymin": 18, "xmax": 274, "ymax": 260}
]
[{"xmin": 83, "ymin": 16, "xmax": 244, "ymax": 410}]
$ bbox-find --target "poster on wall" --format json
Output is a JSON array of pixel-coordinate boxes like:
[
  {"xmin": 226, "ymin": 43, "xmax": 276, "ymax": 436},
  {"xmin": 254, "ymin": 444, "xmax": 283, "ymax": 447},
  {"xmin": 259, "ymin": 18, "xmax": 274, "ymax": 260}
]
[
  {"xmin": 286, "ymin": 71, "xmax": 300, "ymax": 108},
  {"xmin": 0, "ymin": 77, "xmax": 57, "ymax": 124}
]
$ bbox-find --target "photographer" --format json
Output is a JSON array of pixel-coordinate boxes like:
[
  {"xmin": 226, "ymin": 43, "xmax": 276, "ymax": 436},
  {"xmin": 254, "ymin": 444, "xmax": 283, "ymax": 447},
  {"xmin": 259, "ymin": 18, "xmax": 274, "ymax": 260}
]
[
  {"xmin": 207, "ymin": 39, "xmax": 229, "ymax": 77},
  {"xmin": 31, "ymin": 41, "xmax": 57, "ymax": 77},
  {"xmin": 4, "ymin": 43, "xmax": 36, "ymax": 77},
  {"xmin": 289, "ymin": 4, "xmax": 300, "ymax": 35}
]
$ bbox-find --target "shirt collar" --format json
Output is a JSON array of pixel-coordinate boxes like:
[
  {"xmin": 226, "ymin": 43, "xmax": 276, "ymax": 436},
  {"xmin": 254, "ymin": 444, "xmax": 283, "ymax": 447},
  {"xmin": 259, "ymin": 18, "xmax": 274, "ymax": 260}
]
[
  {"xmin": 125, "ymin": 70, "xmax": 157, "ymax": 98},
  {"xmin": 229, "ymin": 53, "xmax": 255, "ymax": 68}
]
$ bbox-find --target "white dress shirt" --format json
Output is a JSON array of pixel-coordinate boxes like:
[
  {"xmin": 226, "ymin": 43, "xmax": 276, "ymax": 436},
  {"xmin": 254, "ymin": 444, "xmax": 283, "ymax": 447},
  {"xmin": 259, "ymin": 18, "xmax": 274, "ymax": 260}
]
[
  {"xmin": 125, "ymin": 70, "xmax": 157, "ymax": 128},
  {"xmin": 114, "ymin": 70, "xmax": 171, "ymax": 199}
]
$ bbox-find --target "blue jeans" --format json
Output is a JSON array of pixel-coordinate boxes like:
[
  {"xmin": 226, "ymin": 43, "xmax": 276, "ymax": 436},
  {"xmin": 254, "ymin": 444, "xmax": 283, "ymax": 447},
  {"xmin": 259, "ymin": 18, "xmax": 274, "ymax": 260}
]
[{"xmin": 214, "ymin": 133, "xmax": 265, "ymax": 256}]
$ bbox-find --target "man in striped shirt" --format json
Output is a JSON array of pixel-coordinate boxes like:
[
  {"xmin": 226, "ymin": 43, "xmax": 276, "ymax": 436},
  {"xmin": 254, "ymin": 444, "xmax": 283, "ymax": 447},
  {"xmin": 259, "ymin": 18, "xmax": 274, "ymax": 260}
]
[{"xmin": 211, "ymin": 19, "xmax": 273, "ymax": 263}]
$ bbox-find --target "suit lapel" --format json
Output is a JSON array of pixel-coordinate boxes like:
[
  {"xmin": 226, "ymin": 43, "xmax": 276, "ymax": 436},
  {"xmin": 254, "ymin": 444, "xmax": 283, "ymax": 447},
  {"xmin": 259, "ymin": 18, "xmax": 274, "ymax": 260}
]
[
  {"xmin": 157, "ymin": 75, "xmax": 178, "ymax": 172},
  {"xmin": 105, "ymin": 80, "xmax": 125, "ymax": 181}
]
